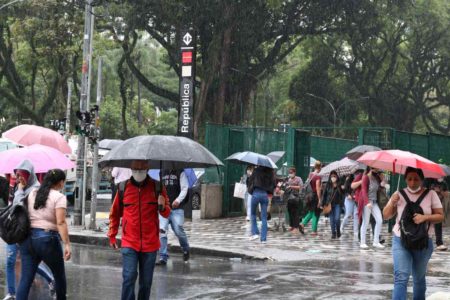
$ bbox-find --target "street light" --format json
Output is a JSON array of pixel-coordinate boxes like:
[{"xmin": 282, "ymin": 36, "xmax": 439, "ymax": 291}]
[{"xmin": 0, "ymin": 0, "xmax": 24, "ymax": 11}]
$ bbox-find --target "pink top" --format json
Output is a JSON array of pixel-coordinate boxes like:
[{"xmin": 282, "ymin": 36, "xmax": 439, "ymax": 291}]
[
  {"xmin": 393, "ymin": 189, "xmax": 442, "ymax": 237},
  {"xmin": 27, "ymin": 189, "xmax": 67, "ymax": 231}
]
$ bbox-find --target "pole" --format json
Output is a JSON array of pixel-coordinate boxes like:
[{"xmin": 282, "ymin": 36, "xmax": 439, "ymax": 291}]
[
  {"xmin": 89, "ymin": 57, "xmax": 102, "ymax": 230},
  {"xmin": 65, "ymin": 80, "xmax": 72, "ymax": 141},
  {"xmin": 74, "ymin": 0, "xmax": 92, "ymax": 226}
]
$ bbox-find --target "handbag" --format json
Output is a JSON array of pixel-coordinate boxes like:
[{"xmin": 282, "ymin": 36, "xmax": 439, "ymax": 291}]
[
  {"xmin": 322, "ymin": 203, "xmax": 332, "ymax": 215},
  {"xmin": 233, "ymin": 182, "xmax": 247, "ymax": 199}
]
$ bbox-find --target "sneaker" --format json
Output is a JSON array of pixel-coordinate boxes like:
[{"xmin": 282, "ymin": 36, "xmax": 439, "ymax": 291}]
[
  {"xmin": 183, "ymin": 251, "xmax": 190, "ymax": 262},
  {"xmin": 48, "ymin": 280, "xmax": 56, "ymax": 297},
  {"xmin": 155, "ymin": 259, "xmax": 167, "ymax": 266},
  {"xmin": 331, "ymin": 233, "xmax": 336, "ymax": 239},
  {"xmin": 310, "ymin": 232, "xmax": 318, "ymax": 237},
  {"xmin": 373, "ymin": 243, "xmax": 385, "ymax": 249},
  {"xmin": 436, "ymin": 245, "xmax": 448, "ymax": 251},
  {"xmin": 2, "ymin": 294, "xmax": 15, "ymax": 300},
  {"xmin": 360, "ymin": 243, "xmax": 369, "ymax": 250},
  {"xmin": 249, "ymin": 234, "xmax": 259, "ymax": 241},
  {"xmin": 261, "ymin": 241, "xmax": 267, "ymax": 244}
]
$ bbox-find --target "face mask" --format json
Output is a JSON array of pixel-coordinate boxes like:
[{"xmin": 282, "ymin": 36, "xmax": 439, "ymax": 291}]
[
  {"xmin": 289, "ymin": 173, "xmax": 295, "ymax": 178},
  {"xmin": 132, "ymin": 170, "xmax": 147, "ymax": 182},
  {"xmin": 407, "ymin": 186, "xmax": 421, "ymax": 194},
  {"xmin": 247, "ymin": 171, "xmax": 252, "ymax": 176},
  {"xmin": 331, "ymin": 177, "xmax": 337, "ymax": 183}
]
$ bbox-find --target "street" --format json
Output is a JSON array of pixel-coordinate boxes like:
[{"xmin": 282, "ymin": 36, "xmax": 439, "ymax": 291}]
[{"xmin": 1, "ymin": 239, "xmax": 450, "ymax": 299}]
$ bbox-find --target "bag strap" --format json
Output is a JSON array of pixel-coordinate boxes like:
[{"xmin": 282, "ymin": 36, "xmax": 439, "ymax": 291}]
[
  {"xmin": 399, "ymin": 188, "xmax": 430, "ymax": 206},
  {"xmin": 119, "ymin": 179, "xmax": 161, "ymax": 209}
]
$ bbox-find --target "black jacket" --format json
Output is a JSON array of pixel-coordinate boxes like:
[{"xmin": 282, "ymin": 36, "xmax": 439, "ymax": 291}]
[{"xmin": 248, "ymin": 167, "xmax": 276, "ymax": 195}]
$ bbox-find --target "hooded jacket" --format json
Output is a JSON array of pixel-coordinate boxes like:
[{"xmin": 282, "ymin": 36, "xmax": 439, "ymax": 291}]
[{"xmin": 13, "ymin": 159, "xmax": 40, "ymax": 205}]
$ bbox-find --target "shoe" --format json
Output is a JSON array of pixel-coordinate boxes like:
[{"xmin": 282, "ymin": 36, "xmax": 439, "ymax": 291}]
[
  {"xmin": 183, "ymin": 251, "xmax": 190, "ymax": 262},
  {"xmin": 155, "ymin": 259, "xmax": 167, "ymax": 266},
  {"xmin": 380, "ymin": 239, "xmax": 385, "ymax": 244},
  {"xmin": 331, "ymin": 233, "xmax": 336, "ymax": 239},
  {"xmin": 373, "ymin": 243, "xmax": 385, "ymax": 249},
  {"xmin": 291, "ymin": 228, "xmax": 299, "ymax": 234},
  {"xmin": 249, "ymin": 234, "xmax": 259, "ymax": 241},
  {"xmin": 2, "ymin": 294, "xmax": 15, "ymax": 300},
  {"xmin": 310, "ymin": 232, "xmax": 318, "ymax": 237},
  {"xmin": 299, "ymin": 225, "xmax": 305, "ymax": 235},
  {"xmin": 288, "ymin": 227, "xmax": 295, "ymax": 232},
  {"xmin": 436, "ymin": 245, "xmax": 448, "ymax": 251},
  {"xmin": 261, "ymin": 241, "xmax": 267, "ymax": 244},
  {"xmin": 337, "ymin": 230, "xmax": 341, "ymax": 238},
  {"xmin": 48, "ymin": 280, "xmax": 56, "ymax": 297},
  {"xmin": 360, "ymin": 243, "xmax": 369, "ymax": 250},
  {"xmin": 246, "ymin": 217, "xmax": 250, "ymax": 222}
]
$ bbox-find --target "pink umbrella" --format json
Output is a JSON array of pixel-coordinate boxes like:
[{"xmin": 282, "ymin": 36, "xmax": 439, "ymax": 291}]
[
  {"xmin": 357, "ymin": 149, "xmax": 445, "ymax": 179},
  {"xmin": 0, "ymin": 144, "xmax": 75, "ymax": 174},
  {"xmin": 2, "ymin": 124, "xmax": 71, "ymax": 154}
]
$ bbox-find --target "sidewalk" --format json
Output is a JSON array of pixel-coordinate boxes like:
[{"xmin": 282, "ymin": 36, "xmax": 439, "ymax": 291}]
[{"xmin": 68, "ymin": 212, "xmax": 450, "ymax": 264}]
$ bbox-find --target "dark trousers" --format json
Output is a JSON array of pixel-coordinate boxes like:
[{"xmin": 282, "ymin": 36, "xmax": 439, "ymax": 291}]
[
  {"xmin": 17, "ymin": 229, "xmax": 66, "ymax": 300},
  {"xmin": 287, "ymin": 199, "xmax": 299, "ymax": 228},
  {"xmin": 435, "ymin": 222, "xmax": 443, "ymax": 246}
]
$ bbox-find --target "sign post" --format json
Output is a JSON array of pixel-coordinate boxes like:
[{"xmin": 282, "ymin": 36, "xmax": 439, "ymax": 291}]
[{"xmin": 177, "ymin": 29, "xmax": 196, "ymax": 139}]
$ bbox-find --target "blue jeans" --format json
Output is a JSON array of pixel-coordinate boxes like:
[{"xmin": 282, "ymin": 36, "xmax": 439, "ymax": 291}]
[
  {"xmin": 17, "ymin": 229, "xmax": 66, "ymax": 300},
  {"xmin": 251, "ymin": 188, "xmax": 268, "ymax": 242},
  {"xmin": 341, "ymin": 197, "xmax": 358, "ymax": 234},
  {"xmin": 5, "ymin": 244, "xmax": 55, "ymax": 295},
  {"xmin": 329, "ymin": 204, "xmax": 341, "ymax": 235},
  {"xmin": 159, "ymin": 209, "xmax": 190, "ymax": 261},
  {"xmin": 121, "ymin": 248, "xmax": 157, "ymax": 300},
  {"xmin": 392, "ymin": 236, "xmax": 433, "ymax": 300}
]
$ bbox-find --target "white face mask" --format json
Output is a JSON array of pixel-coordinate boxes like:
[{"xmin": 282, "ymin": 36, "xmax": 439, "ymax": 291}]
[
  {"xmin": 331, "ymin": 177, "xmax": 337, "ymax": 183},
  {"xmin": 132, "ymin": 169, "xmax": 147, "ymax": 182},
  {"xmin": 289, "ymin": 173, "xmax": 295, "ymax": 178},
  {"xmin": 247, "ymin": 171, "xmax": 252, "ymax": 176},
  {"xmin": 407, "ymin": 186, "xmax": 421, "ymax": 194}
]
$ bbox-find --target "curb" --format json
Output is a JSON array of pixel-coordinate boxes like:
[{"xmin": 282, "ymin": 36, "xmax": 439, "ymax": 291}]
[{"xmin": 69, "ymin": 233, "xmax": 267, "ymax": 261}]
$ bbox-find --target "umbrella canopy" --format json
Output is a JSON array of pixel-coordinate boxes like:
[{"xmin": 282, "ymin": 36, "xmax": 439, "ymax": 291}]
[
  {"xmin": 267, "ymin": 151, "xmax": 285, "ymax": 164},
  {"xmin": 318, "ymin": 157, "xmax": 365, "ymax": 178},
  {"xmin": 0, "ymin": 138, "xmax": 20, "ymax": 152},
  {"xmin": 226, "ymin": 151, "xmax": 277, "ymax": 169},
  {"xmin": 346, "ymin": 145, "xmax": 382, "ymax": 160},
  {"xmin": 2, "ymin": 124, "xmax": 71, "ymax": 154},
  {"xmin": 357, "ymin": 149, "xmax": 445, "ymax": 179},
  {"xmin": 0, "ymin": 144, "xmax": 75, "ymax": 174},
  {"xmin": 99, "ymin": 139, "xmax": 123, "ymax": 150},
  {"xmin": 439, "ymin": 164, "xmax": 450, "ymax": 176},
  {"xmin": 148, "ymin": 168, "xmax": 199, "ymax": 188},
  {"xmin": 99, "ymin": 135, "xmax": 223, "ymax": 169}
]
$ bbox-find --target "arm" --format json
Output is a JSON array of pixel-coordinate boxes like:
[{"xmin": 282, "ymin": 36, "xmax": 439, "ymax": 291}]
[
  {"xmin": 351, "ymin": 180, "xmax": 362, "ymax": 190},
  {"xmin": 159, "ymin": 186, "xmax": 171, "ymax": 218},
  {"xmin": 108, "ymin": 192, "xmax": 123, "ymax": 249},
  {"xmin": 383, "ymin": 192, "xmax": 399, "ymax": 220},
  {"xmin": 360, "ymin": 175, "xmax": 370, "ymax": 207},
  {"xmin": 289, "ymin": 177, "xmax": 303, "ymax": 191},
  {"xmin": 316, "ymin": 178, "xmax": 322, "ymax": 207},
  {"xmin": 413, "ymin": 208, "xmax": 444, "ymax": 224},
  {"xmin": 56, "ymin": 208, "xmax": 71, "ymax": 261},
  {"xmin": 172, "ymin": 172, "xmax": 189, "ymax": 208}
]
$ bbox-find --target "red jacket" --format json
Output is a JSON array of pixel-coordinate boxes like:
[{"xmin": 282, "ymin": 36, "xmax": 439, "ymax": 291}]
[{"xmin": 108, "ymin": 177, "xmax": 171, "ymax": 252}]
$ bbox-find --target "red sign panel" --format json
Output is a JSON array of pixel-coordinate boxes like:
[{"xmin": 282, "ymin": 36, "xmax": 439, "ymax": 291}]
[{"xmin": 182, "ymin": 51, "xmax": 193, "ymax": 64}]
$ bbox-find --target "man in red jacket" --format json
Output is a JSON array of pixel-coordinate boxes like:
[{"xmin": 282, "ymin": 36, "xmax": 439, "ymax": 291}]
[{"xmin": 108, "ymin": 160, "xmax": 170, "ymax": 300}]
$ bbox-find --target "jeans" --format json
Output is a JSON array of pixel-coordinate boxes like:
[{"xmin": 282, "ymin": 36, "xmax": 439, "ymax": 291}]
[
  {"xmin": 360, "ymin": 202, "xmax": 382, "ymax": 245},
  {"xmin": 159, "ymin": 209, "xmax": 190, "ymax": 261},
  {"xmin": 17, "ymin": 229, "xmax": 66, "ymax": 300},
  {"xmin": 121, "ymin": 247, "xmax": 157, "ymax": 300},
  {"xmin": 341, "ymin": 197, "xmax": 358, "ymax": 234},
  {"xmin": 5, "ymin": 244, "xmax": 55, "ymax": 295},
  {"xmin": 251, "ymin": 188, "xmax": 268, "ymax": 242},
  {"xmin": 329, "ymin": 204, "xmax": 341, "ymax": 236},
  {"xmin": 392, "ymin": 236, "xmax": 433, "ymax": 300},
  {"xmin": 287, "ymin": 199, "xmax": 300, "ymax": 229},
  {"xmin": 435, "ymin": 223, "xmax": 443, "ymax": 246}
]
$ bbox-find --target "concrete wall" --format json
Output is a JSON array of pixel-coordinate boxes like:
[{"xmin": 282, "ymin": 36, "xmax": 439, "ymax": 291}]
[{"xmin": 200, "ymin": 184, "xmax": 223, "ymax": 219}]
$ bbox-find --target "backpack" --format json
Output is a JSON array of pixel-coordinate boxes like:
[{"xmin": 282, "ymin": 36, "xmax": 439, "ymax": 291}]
[
  {"xmin": 117, "ymin": 179, "xmax": 162, "ymax": 209},
  {"xmin": 398, "ymin": 188, "xmax": 430, "ymax": 250},
  {"xmin": 299, "ymin": 176, "xmax": 314, "ymax": 203},
  {"xmin": 0, "ymin": 196, "xmax": 30, "ymax": 244}
]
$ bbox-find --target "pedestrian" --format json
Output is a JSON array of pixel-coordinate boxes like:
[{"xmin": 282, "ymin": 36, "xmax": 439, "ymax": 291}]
[
  {"xmin": 300, "ymin": 161, "xmax": 322, "ymax": 236},
  {"xmin": 322, "ymin": 171, "xmax": 344, "ymax": 239},
  {"xmin": 108, "ymin": 160, "xmax": 170, "ymax": 300},
  {"xmin": 383, "ymin": 167, "xmax": 444, "ymax": 300},
  {"xmin": 341, "ymin": 172, "xmax": 360, "ymax": 237},
  {"xmin": 284, "ymin": 167, "xmax": 303, "ymax": 234},
  {"xmin": 16, "ymin": 167, "xmax": 70, "ymax": 300},
  {"xmin": 156, "ymin": 168, "xmax": 191, "ymax": 265},
  {"xmin": 248, "ymin": 166, "xmax": 276, "ymax": 243},
  {"xmin": 430, "ymin": 182, "xmax": 448, "ymax": 251},
  {"xmin": 243, "ymin": 165, "xmax": 254, "ymax": 222},
  {"xmin": 359, "ymin": 166, "xmax": 385, "ymax": 249},
  {"xmin": 111, "ymin": 167, "xmax": 132, "ymax": 203}
]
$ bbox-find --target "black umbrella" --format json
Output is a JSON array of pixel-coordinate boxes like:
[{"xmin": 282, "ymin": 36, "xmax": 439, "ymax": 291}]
[
  {"xmin": 98, "ymin": 139, "xmax": 123, "ymax": 150},
  {"xmin": 98, "ymin": 135, "xmax": 223, "ymax": 169},
  {"xmin": 346, "ymin": 145, "xmax": 382, "ymax": 161}
]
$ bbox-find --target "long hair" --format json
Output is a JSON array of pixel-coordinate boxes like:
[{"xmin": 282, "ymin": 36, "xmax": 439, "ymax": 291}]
[{"xmin": 34, "ymin": 169, "xmax": 66, "ymax": 210}]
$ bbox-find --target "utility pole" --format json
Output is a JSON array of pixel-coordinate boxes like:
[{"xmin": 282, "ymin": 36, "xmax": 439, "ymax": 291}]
[
  {"xmin": 89, "ymin": 57, "xmax": 102, "ymax": 230},
  {"xmin": 74, "ymin": 0, "xmax": 93, "ymax": 226},
  {"xmin": 65, "ymin": 80, "xmax": 72, "ymax": 141}
]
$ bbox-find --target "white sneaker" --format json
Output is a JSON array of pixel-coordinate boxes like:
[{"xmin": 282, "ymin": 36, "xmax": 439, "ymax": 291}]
[
  {"xmin": 436, "ymin": 245, "xmax": 448, "ymax": 251},
  {"xmin": 249, "ymin": 235, "xmax": 259, "ymax": 241},
  {"xmin": 3, "ymin": 294, "xmax": 15, "ymax": 300},
  {"xmin": 261, "ymin": 241, "xmax": 267, "ymax": 244},
  {"xmin": 360, "ymin": 243, "xmax": 369, "ymax": 250},
  {"xmin": 373, "ymin": 243, "xmax": 385, "ymax": 249}
]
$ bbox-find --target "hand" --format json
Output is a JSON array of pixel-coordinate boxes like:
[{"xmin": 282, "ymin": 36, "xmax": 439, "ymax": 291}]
[
  {"xmin": 110, "ymin": 242, "xmax": 119, "ymax": 250},
  {"xmin": 18, "ymin": 182, "xmax": 26, "ymax": 190},
  {"xmin": 413, "ymin": 213, "xmax": 427, "ymax": 224},
  {"xmin": 366, "ymin": 202, "xmax": 373, "ymax": 209},
  {"xmin": 64, "ymin": 244, "xmax": 72, "ymax": 261},
  {"xmin": 171, "ymin": 200, "xmax": 180, "ymax": 209},
  {"xmin": 391, "ymin": 192, "xmax": 400, "ymax": 204},
  {"xmin": 158, "ymin": 195, "xmax": 166, "ymax": 207}
]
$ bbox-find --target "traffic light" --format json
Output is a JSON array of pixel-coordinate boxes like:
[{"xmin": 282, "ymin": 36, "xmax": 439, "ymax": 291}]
[{"xmin": 76, "ymin": 110, "xmax": 91, "ymax": 124}]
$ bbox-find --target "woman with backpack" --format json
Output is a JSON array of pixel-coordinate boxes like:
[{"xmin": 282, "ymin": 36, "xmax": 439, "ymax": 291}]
[
  {"xmin": 383, "ymin": 167, "xmax": 444, "ymax": 300},
  {"xmin": 16, "ymin": 169, "xmax": 71, "ymax": 300}
]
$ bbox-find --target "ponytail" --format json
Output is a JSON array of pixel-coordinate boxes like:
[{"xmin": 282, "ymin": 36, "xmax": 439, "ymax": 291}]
[{"xmin": 34, "ymin": 169, "xmax": 66, "ymax": 210}]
